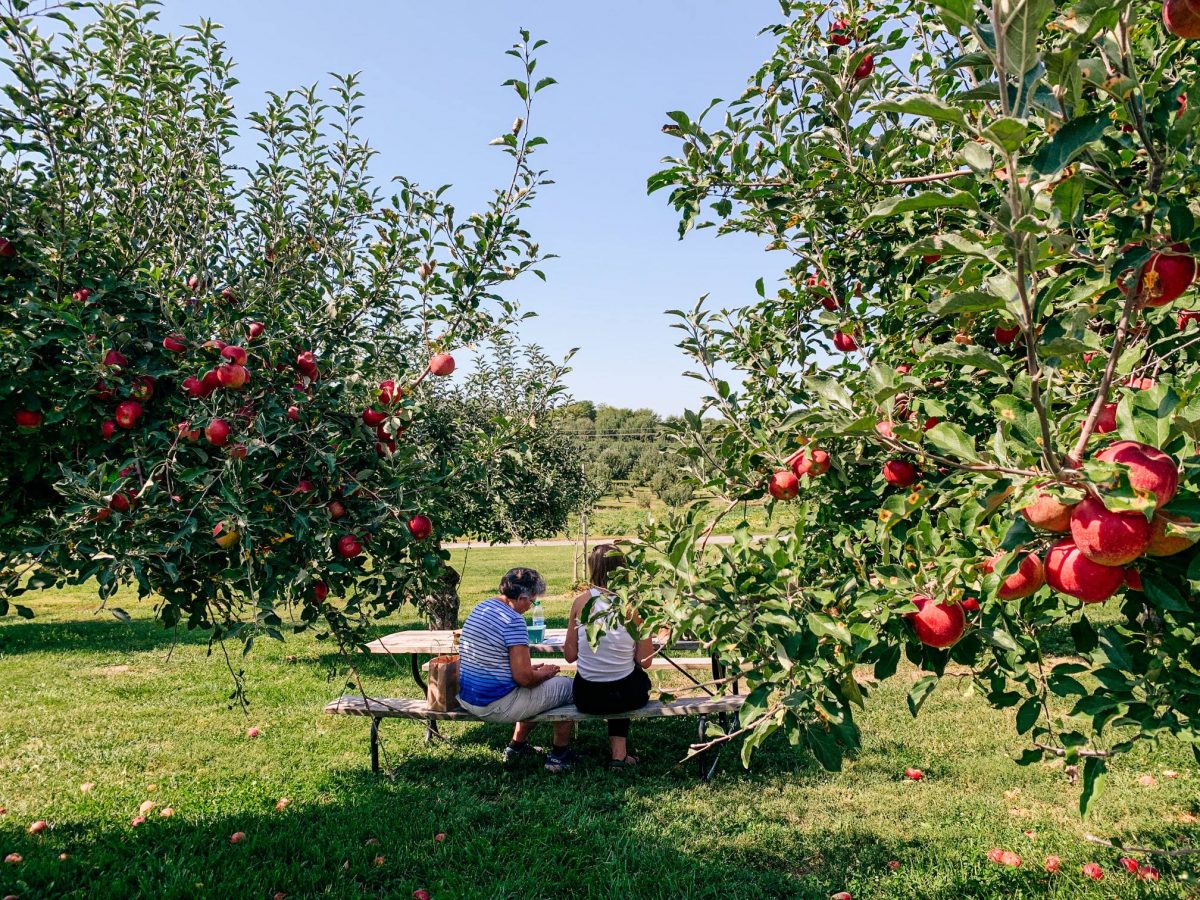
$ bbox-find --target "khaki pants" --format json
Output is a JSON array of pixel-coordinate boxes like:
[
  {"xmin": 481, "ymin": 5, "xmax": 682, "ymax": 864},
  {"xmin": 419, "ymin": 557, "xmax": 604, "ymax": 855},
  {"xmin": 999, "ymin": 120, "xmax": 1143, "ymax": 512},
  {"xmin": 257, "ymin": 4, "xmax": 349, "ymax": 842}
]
[{"xmin": 459, "ymin": 675, "xmax": 574, "ymax": 722}]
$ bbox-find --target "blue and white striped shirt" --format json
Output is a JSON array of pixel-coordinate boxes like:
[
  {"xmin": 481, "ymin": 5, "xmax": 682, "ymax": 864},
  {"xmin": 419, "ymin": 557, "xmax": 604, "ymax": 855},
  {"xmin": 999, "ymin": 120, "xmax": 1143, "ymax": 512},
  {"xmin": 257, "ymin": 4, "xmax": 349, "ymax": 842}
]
[{"xmin": 458, "ymin": 597, "xmax": 529, "ymax": 706}]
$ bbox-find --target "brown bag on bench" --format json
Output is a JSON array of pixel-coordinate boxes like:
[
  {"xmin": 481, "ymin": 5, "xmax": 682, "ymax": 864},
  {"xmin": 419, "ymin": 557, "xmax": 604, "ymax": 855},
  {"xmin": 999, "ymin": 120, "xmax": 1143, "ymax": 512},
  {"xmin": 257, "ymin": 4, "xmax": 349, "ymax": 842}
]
[{"xmin": 426, "ymin": 654, "xmax": 461, "ymax": 712}]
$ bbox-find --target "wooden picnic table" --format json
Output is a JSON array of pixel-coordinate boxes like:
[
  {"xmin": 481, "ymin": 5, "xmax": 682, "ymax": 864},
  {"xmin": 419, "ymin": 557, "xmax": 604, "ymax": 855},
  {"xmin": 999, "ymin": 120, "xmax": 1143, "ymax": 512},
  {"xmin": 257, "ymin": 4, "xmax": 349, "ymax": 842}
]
[{"xmin": 365, "ymin": 628, "xmax": 708, "ymax": 693}]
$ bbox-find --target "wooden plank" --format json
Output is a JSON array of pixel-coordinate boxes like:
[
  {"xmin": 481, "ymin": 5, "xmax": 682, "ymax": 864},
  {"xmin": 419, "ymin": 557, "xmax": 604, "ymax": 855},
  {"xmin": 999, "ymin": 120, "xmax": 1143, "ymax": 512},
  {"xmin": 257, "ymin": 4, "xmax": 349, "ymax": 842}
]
[
  {"xmin": 325, "ymin": 694, "xmax": 744, "ymax": 723},
  {"xmin": 364, "ymin": 628, "xmax": 702, "ymax": 656}
]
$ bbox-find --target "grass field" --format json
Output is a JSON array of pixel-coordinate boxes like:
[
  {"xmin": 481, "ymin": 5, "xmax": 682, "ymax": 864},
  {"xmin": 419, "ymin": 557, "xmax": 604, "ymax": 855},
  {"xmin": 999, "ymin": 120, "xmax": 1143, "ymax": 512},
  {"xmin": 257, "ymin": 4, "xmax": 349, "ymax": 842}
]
[{"xmin": 2, "ymin": 545, "xmax": 1198, "ymax": 898}]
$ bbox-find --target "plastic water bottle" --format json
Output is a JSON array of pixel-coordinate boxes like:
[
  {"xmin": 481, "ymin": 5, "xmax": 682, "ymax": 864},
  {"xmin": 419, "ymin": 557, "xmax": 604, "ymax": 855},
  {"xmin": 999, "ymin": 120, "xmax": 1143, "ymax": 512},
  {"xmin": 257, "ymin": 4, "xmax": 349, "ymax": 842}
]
[{"xmin": 530, "ymin": 600, "xmax": 545, "ymax": 644}]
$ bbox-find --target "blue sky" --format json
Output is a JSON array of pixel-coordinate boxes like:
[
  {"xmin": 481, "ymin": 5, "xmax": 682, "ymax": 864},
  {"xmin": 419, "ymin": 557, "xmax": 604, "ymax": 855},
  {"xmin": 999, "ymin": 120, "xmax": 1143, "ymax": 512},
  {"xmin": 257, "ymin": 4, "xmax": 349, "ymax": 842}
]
[{"xmin": 155, "ymin": 1, "xmax": 784, "ymax": 415}]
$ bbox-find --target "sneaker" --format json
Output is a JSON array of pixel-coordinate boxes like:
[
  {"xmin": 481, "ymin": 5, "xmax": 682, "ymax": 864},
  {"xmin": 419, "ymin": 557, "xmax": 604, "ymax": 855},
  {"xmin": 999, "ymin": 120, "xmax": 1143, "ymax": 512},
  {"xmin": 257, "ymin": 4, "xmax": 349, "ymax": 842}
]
[
  {"xmin": 503, "ymin": 741, "xmax": 537, "ymax": 765},
  {"xmin": 545, "ymin": 746, "xmax": 578, "ymax": 773}
]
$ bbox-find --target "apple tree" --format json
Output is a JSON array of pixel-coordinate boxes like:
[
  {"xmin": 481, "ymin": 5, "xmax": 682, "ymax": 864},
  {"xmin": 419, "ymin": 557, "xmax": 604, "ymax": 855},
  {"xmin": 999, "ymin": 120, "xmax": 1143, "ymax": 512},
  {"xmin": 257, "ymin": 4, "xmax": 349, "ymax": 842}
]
[
  {"xmin": 634, "ymin": 0, "xmax": 1200, "ymax": 807},
  {"xmin": 0, "ymin": 1, "xmax": 572, "ymax": 680}
]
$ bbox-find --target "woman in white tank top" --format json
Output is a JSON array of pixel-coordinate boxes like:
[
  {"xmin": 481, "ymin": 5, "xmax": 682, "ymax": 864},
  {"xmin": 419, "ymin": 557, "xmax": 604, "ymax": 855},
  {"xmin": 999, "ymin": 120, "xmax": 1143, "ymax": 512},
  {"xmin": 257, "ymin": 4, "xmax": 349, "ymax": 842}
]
[{"xmin": 564, "ymin": 544, "xmax": 653, "ymax": 768}]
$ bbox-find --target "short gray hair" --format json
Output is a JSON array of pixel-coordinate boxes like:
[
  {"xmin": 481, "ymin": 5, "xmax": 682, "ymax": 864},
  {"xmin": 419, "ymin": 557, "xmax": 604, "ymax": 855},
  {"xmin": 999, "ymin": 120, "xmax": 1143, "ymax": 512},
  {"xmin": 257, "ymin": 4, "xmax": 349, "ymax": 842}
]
[{"xmin": 499, "ymin": 567, "xmax": 546, "ymax": 600}]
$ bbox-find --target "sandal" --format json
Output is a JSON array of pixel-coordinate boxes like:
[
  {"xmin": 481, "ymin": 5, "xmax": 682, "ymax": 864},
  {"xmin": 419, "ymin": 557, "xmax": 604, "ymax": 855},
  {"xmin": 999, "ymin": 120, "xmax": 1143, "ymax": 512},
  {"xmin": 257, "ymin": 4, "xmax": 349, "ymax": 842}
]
[{"xmin": 608, "ymin": 754, "xmax": 638, "ymax": 770}]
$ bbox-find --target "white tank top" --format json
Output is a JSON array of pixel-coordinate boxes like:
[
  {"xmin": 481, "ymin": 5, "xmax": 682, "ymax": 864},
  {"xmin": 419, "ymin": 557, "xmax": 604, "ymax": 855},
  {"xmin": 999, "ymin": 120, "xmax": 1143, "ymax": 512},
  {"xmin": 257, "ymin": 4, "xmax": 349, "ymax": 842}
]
[{"xmin": 576, "ymin": 589, "xmax": 637, "ymax": 682}]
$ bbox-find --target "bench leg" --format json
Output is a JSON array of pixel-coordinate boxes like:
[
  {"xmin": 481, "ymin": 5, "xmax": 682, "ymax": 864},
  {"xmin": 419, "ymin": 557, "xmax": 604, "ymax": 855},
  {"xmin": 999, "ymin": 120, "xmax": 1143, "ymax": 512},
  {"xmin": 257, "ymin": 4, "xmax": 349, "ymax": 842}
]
[
  {"xmin": 370, "ymin": 717, "xmax": 381, "ymax": 774},
  {"xmin": 425, "ymin": 721, "xmax": 441, "ymax": 744}
]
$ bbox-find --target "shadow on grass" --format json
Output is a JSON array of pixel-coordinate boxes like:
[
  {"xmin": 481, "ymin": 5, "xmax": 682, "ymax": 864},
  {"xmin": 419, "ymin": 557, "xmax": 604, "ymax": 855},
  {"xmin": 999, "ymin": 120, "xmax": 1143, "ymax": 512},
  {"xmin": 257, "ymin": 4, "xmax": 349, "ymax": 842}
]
[{"xmin": 0, "ymin": 615, "xmax": 213, "ymax": 657}]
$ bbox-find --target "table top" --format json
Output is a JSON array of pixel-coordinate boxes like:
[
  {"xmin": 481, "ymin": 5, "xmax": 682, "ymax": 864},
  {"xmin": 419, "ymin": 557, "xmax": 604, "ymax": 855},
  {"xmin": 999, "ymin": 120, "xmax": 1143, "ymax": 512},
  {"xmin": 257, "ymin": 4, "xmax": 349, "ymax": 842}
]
[{"xmin": 365, "ymin": 628, "xmax": 701, "ymax": 656}]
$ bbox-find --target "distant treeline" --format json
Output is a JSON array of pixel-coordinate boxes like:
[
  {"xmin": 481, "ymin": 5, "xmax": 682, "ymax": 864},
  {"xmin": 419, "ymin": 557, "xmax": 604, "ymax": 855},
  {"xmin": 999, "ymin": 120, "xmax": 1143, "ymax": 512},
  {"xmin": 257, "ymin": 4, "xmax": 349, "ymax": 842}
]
[{"xmin": 551, "ymin": 402, "xmax": 694, "ymax": 506}]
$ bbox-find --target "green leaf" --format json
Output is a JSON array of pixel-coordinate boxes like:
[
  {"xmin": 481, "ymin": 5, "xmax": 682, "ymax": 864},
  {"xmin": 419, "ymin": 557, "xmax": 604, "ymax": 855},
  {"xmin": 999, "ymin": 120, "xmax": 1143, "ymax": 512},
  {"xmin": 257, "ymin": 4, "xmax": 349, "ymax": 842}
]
[
  {"xmin": 806, "ymin": 612, "xmax": 853, "ymax": 646},
  {"xmin": 1079, "ymin": 755, "xmax": 1106, "ymax": 816},
  {"xmin": 924, "ymin": 421, "xmax": 979, "ymax": 461},
  {"xmin": 979, "ymin": 627, "xmax": 1020, "ymax": 652},
  {"xmin": 873, "ymin": 94, "xmax": 967, "ymax": 128},
  {"xmin": 925, "ymin": 345, "xmax": 1009, "ymax": 376},
  {"xmin": 982, "ymin": 117, "xmax": 1028, "ymax": 153},
  {"xmin": 907, "ymin": 673, "xmax": 939, "ymax": 717},
  {"xmin": 863, "ymin": 190, "xmax": 979, "ymax": 226},
  {"xmin": 1016, "ymin": 697, "xmax": 1041, "ymax": 734},
  {"xmin": 1002, "ymin": 0, "xmax": 1056, "ymax": 78},
  {"xmin": 1031, "ymin": 113, "xmax": 1107, "ymax": 175},
  {"xmin": 928, "ymin": 291, "xmax": 1005, "ymax": 317},
  {"xmin": 804, "ymin": 375, "xmax": 854, "ymax": 411}
]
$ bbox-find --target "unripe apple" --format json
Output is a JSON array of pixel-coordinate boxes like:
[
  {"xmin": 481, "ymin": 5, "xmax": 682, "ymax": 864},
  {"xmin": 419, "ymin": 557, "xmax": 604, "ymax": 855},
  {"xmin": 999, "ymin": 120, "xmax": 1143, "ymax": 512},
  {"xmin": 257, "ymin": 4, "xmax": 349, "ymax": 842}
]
[
  {"xmin": 130, "ymin": 375, "xmax": 155, "ymax": 402},
  {"xmin": 216, "ymin": 363, "xmax": 249, "ymax": 390},
  {"xmin": 1137, "ymin": 243, "xmax": 1197, "ymax": 306},
  {"xmin": 15, "ymin": 408, "xmax": 43, "ymax": 431},
  {"xmin": 1021, "ymin": 485, "xmax": 1077, "ymax": 532},
  {"xmin": 1070, "ymin": 496, "xmax": 1151, "ymax": 566},
  {"xmin": 882, "ymin": 459, "xmax": 917, "ymax": 487},
  {"xmin": 114, "ymin": 400, "xmax": 143, "ymax": 429},
  {"xmin": 1096, "ymin": 440, "xmax": 1178, "ymax": 508},
  {"xmin": 985, "ymin": 551, "xmax": 1045, "ymax": 600},
  {"xmin": 767, "ymin": 470, "xmax": 800, "ymax": 500},
  {"xmin": 103, "ymin": 349, "xmax": 129, "ymax": 369},
  {"xmin": 101, "ymin": 419, "xmax": 118, "ymax": 439},
  {"xmin": 337, "ymin": 534, "xmax": 362, "ymax": 558},
  {"xmin": 906, "ymin": 595, "xmax": 965, "ymax": 648},
  {"xmin": 163, "ymin": 334, "xmax": 187, "ymax": 353},
  {"xmin": 408, "ymin": 514, "xmax": 434, "ymax": 541},
  {"xmin": 1045, "ymin": 538, "xmax": 1125, "ymax": 602},
  {"xmin": 833, "ymin": 330, "xmax": 857, "ymax": 352},
  {"xmin": 213, "ymin": 521, "xmax": 239, "ymax": 549},
  {"xmin": 362, "ymin": 408, "xmax": 387, "ymax": 427},
  {"xmin": 205, "ymin": 418, "xmax": 231, "ymax": 446},
  {"xmin": 247, "ymin": 322, "xmax": 265, "ymax": 339},
  {"xmin": 429, "ymin": 352, "xmax": 456, "ymax": 376},
  {"xmin": 1094, "ymin": 402, "xmax": 1118, "ymax": 434},
  {"xmin": 220, "ymin": 345, "xmax": 248, "ymax": 366},
  {"xmin": 1146, "ymin": 512, "xmax": 1197, "ymax": 556},
  {"xmin": 854, "ymin": 53, "xmax": 875, "ymax": 79}
]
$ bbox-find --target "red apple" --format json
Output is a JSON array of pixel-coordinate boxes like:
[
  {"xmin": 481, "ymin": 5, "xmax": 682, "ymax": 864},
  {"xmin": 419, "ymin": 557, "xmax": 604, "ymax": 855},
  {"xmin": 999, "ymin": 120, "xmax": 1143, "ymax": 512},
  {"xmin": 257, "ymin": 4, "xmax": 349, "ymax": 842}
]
[
  {"xmin": 1124, "ymin": 568, "xmax": 1143, "ymax": 591},
  {"xmin": 15, "ymin": 409, "xmax": 43, "ymax": 431},
  {"xmin": 327, "ymin": 500, "xmax": 347, "ymax": 520},
  {"xmin": 1137, "ymin": 865, "xmax": 1161, "ymax": 882},
  {"xmin": 101, "ymin": 419, "xmax": 118, "ymax": 439},
  {"xmin": 216, "ymin": 364, "xmax": 249, "ymax": 390},
  {"xmin": 294, "ymin": 479, "xmax": 315, "ymax": 494},
  {"xmin": 833, "ymin": 330, "xmax": 857, "ymax": 352},
  {"xmin": 220, "ymin": 345, "xmax": 248, "ymax": 366},
  {"xmin": 1146, "ymin": 512, "xmax": 1197, "ymax": 556},
  {"xmin": 1021, "ymin": 486, "xmax": 1077, "ymax": 532},
  {"xmin": 182, "ymin": 376, "xmax": 203, "ymax": 398},
  {"xmin": 109, "ymin": 492, "xmax": 132, "ymax": 514},
  {"xmin": 875, "ymin": 420, "xmax": 896, "ymax": 439},
  {"xmin": 1138, "ymin": 243, "xmax": 1196, "ymax": 306},
  {"xmin": 336, "ymin": 534, "xmax": 362, "ymax": 559},
  {"xmin": 1045, "ymin": 538, "xmax": 1126, "ymax": 602},
  {"xmin": 376, "ymin": 438, "xmax": 397, "ymax": 457},
  {"xmin": 230, "ymin": 831, "xmax": 246, "ymax": 844},
  {"xmin": 788, "ymin": 447, "xmax": 830, "ymax": 478},
  {"xmin": 1120, "ymin": 857, "xmax": 1140, "ymax": 874},
  {"xmin": 1070, "ymin": 496, "xmax": 1151, "ymax": 565},
  {"xmin": 205, "ymin": 418, "xmax": 231, "ymax": 446},
  {"xmin": 994, "ymin": 325, "xmax": 1020, "ymax": 345},
  {"xmin": 906, "ymin": 595, "xmax": 965, "ymax": 648},
  {"xmin": 413, "ymin": 891, "xmax": 431, "ymax": 900},
  {"xmin": 987, "ymin": 849, "xmax": 1022, "ymax": 867},
  {"xmin": 985, "ymin": 552, "xmax": 1045, "ymax": 600},
  {"xmin": 821, "ymin": 295, "xmax": 840, "ymax": 311},
  {"xmin": 247, "ymin": 322, "xmax": 265, "ymax": 339},
  {"xmin": 1123, "ymin": 375, "xmax": 1156, "ymax": 391},
  {"xmin": 114, "ymin": 400, "xmax": 143, "ymax": 429},
  {"xmin": 904, "ymin": 767, "xmax": 924, "ymax": 781},
  {"xmin": 922, "ymin": 253, "xmax": 941, "ymax": 264},
  {"xmin": 6, "ymin": 852, "xmax": 23, "ymax": 864},
  {"xmin": 409, "ymin": 514, "xmax": 434, "ymax": 541},
  {"xmin": 1096, "ymin": 440, "xmax": 1178, "ymax": 508},
  {"xmin": 103, "ymin": 349, "xmax": 129, "ymax": 369},
  {"xmin": 201, "ymin": 369, "xmax": 221, "ymax": 396},
  {"xmin": 296, "ymin": 350, "xmax": 318, "ymax": 375},
  {"xmin": 429, "ymin": 352, "xmax": 456, "ymax": 376},
  {"xmin": 28, "ymin": 819, "xmax": 46, "ymax": 834},
  {"xmin": 362, "ymin": 408, "xmax": 387, "ymax": 427},
  {"xmin": 287, "ymin": 405, "xmax": 300, "ymax": 421},
  {"xmin": 960, "ymin": 596, "xmax": 980, "ymax": 612},
  {"xmin": 93, "ymin": 379, "xmax": 116, "ymax": 401},
  {"xmin": 378, "ymin": 379, "xmax": 402, "ymax": 405},
  {"xmin": 312, "ymin": 581, "xmax": 329, "ymax": 604},
  {"xmin": 1179, "ymin": 310, "xmax": 1200, "ymax": 330},
  {"xmin": 882, "ymin": 459, "xmax": 918, "ymax": 487},
  {"xmin": 220, "ymin": 286, "xmax": 236, "ymax": 302},
  {"xmin": 830, "ymin": 15, "xmax": 851, "ymax": 45},
  {"xmin": 1094, "ymin": 402, "xmax": 1118, "ymax": 434},
  {"xmin": 1043, "ymin": 855, "xmax": 1061, "ymax": 873},
  {"xmin": 213, "ymin": 521, "xmax": 240, "ymax": 549},
  {"xmin": 0, "ymin": 237, "xmax": 15, "ymax": 257},
  {"xmin": 228, "ymin": 443, "xmax": 248, "ymax": 460},
  {"xmin": 130, "ymin": 375, "xmax": 155, "ymax": 402},
  {"xmin": 435, "ymin": 832, "xmax": 446, "ymax": 843},
  {"xmin": 162, "ymin": 334, "xmax": 187, "ymax": 353},
  {"xmin": 854, "ymin": 53, "xmax": 875, "ymax": 79},
  {"xmin": 767, "ymin": 470, "xmax": 800, "ymax": 500},
  {"xmin": 246, "ymin": 726, "xmax": 261, "ymax": 738},
  {"xmin": 1081, "ymin": 862, "xmax": 1104, "ymax": 881}
]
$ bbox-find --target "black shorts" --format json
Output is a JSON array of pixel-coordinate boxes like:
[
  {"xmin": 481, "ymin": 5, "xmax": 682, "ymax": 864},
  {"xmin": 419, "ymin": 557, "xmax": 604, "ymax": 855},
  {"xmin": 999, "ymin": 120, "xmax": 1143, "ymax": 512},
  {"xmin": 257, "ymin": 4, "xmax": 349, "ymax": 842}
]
[{"xmin": 573, "ymin": 666, "xmax": 651, "ymax": 737}]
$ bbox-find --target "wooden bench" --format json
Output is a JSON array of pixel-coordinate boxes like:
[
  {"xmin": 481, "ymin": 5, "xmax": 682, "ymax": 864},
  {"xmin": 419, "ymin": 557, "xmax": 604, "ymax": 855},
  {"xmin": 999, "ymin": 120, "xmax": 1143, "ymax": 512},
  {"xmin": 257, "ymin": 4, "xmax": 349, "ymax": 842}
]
[{"xmin": 326, "ymin": 693, "xmax": 745, "ymax": 779}]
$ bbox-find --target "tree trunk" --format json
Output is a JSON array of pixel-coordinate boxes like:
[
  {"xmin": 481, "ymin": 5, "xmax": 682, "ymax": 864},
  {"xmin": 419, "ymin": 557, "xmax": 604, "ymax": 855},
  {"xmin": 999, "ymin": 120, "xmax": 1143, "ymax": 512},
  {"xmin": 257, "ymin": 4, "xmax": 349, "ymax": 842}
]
[{"xmin": 423, "ymin": 564, "xmax": 462, "ymax": 630}]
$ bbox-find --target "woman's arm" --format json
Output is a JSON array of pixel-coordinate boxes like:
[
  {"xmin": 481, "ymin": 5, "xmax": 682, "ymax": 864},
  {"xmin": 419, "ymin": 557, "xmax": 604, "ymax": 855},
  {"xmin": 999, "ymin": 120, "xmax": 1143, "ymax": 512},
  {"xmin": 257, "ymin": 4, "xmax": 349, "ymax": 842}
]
[
  {"xmin": 508, "ymin": 644, "xmax": 558, "ymax": 687},
  {"xmin": 563, "ymin": 591, "xmax": 588, "ymax": 664},
  {"xmin": 635, "ymin": 635, "xmax": 655, "ymax": 670}
]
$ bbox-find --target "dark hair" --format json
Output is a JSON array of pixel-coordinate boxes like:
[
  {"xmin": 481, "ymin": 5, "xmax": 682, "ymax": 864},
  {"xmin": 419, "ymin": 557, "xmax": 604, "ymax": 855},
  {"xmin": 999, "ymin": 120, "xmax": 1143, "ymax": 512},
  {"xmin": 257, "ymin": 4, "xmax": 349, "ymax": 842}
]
[
  {"xmin": 499, "ymin": 567, "xmax": 546, "ymax": 600},
  {"xmin": 587, "ymin": 544, "xmax": 626, "ymax": 590}
]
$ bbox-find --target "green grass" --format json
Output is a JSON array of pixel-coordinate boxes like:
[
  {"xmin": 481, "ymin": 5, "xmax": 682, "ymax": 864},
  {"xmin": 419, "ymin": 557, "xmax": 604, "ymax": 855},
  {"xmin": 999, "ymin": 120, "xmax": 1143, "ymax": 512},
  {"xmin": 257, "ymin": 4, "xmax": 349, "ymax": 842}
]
[
  {"xmin": 558, "ymin": 489, "xmax": 798, "ymax": 540},
  {"xmin": 2, "ymin": 546, "xmax": 1198, "ymax": 898}
]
